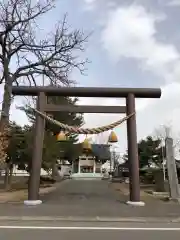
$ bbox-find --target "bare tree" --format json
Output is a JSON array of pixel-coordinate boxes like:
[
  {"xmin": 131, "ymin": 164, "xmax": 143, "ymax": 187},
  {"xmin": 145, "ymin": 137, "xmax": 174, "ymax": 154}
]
[
  {"xmin": 154, "ymin": 125, "xmax": 171, "ymax": 140},
  {"xmin": 153, "ymin": 124, "xmax": 180, "ymax": 180},
  {"xmin": 0, "ymin": 0, "xmax": 88, "ymax": 130},
  {"xmin": 0, "ymin": 0, "xmax": 88, "ymax": 188},
  {"xmin": 154, "ymin": 124, "xmax": 180, "ymax": 148}
]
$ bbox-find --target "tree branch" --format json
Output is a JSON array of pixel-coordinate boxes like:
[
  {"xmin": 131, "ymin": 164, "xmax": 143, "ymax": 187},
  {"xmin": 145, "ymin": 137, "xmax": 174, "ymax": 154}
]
[{"xmin": 0, "ymin": 1, "xmax": 89, "ymax": 87}]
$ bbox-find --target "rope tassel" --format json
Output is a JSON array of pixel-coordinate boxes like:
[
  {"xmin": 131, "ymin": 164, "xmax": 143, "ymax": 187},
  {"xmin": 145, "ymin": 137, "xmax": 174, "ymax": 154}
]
[{"xmin": 30, "ymin": 107, "xmax": 135, "ymax": 134}]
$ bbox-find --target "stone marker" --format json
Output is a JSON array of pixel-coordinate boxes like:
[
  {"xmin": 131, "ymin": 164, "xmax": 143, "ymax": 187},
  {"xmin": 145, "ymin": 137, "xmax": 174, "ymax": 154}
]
[{"xmin": 166, "ymin": 137, "xmax": 180, "ymax": 201}]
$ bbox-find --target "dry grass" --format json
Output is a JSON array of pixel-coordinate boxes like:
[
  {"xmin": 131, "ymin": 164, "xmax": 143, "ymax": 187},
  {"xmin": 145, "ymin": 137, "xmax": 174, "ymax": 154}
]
[
  {"xmin": 110, "ymin": 182, "xmax": 162, "ymax": 200},
  {"xmin": 0, "ymin": 176, "xmax": 57, "ymax": 202},
  {"xmin": 0, "ymin": 176, "xmax": 54, "ymax": 192},
  {"xmin": 0, "ymin": 185, "xmax": 56, "ymax": 203}
]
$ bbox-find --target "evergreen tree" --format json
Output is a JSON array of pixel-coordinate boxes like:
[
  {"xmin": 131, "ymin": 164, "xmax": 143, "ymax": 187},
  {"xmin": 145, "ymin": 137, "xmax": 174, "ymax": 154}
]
[
  {"xmin": 138, "ymin": 136, "xmax": 165, "ymax": 168},
  {"xmin": 122, "ymin": 136, "xmax": 165, "ymax": 169},
  {"xmin": 20, "ymin": 95, "xmax": 84, "ymax": 171}
]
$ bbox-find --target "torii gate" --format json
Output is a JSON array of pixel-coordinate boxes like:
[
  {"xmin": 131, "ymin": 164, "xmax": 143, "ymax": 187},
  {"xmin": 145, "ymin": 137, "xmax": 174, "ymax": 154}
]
[{"xmin": 12, "ymin": 86, "xmax": 161, "ymax": 206}]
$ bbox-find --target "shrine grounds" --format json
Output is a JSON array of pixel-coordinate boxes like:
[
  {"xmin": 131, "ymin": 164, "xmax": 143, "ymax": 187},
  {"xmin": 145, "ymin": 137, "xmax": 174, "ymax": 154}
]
[{"xmin": 0, "ymin": 179, "xmax": 180, "ymax": 221}]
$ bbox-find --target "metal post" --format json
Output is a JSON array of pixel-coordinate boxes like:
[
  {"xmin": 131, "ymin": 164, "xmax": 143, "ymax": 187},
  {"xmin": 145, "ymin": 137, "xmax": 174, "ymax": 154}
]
[
  {"xmin": 25, "ymin": 92, "xmax": 46, "ymax": 205},
  {"xmin": 126, "ymin": 93, "xmax": 143, "ymax": 206}
]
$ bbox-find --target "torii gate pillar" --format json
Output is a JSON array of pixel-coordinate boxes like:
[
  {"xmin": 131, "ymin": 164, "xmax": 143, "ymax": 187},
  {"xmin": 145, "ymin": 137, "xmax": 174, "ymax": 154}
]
[{"xmin": 126, "ymin": 93, "xmax": 144, "ymax": 206}]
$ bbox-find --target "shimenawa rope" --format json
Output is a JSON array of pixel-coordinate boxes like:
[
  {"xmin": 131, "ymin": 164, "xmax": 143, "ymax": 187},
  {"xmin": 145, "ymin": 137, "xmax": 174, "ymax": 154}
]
[{"xmin": 30, "ymin": 107, "xmax": 135, "ymax": 134}]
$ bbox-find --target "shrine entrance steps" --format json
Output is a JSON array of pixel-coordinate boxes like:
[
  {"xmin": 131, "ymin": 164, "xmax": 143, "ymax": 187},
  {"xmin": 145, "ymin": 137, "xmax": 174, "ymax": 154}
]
[{"xmin": 71, "ymin": 173, "xmax": 103, "ymax": 180}]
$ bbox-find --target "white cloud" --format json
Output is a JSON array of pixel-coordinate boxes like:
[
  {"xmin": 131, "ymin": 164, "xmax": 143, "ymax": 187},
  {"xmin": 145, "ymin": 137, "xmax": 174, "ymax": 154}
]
[
  {"xmin": 82, "ymin": 0, "xmax": 117, "ymax": 12},
  {"xmin": 167, "ymin": 0, "xmax": 180, "ymax": 6},
  {"xmin": 84, "ymin": 0, "xmax": 96, "ymax": 3},
  {"xmin": 82, "ymin": 0, "xmax": 97, "ymax": 11},
  {"xmin": 102, "ymin": 5, "xmax": 180, "ymax": 83},
  {"xmin": 100, "ymin": 4, "xmax": 180, "ymax": 141}
]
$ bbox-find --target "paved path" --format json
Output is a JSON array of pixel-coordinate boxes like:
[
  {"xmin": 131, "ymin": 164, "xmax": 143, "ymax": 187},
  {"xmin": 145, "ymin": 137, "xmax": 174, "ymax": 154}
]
[
  {"xmin": 42, "ymin": 179, "xmax": 123, "ymax": 204},
  {"xmin": 40, "ymin": 179, "xmax": 126, "ymax": 217},
  {"xmin": 0, "ymin": 179, "xmax": 180, "ymax": 218},
  {"xmin": 0, "ymin": 221, "xmax": 180, "ymax": 240}
]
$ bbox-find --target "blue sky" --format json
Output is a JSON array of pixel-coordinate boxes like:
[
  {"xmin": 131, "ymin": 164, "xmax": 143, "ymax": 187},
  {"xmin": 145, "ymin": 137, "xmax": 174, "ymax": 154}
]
[{"xmin": 1, "ymin": 0, "xmax": 180, "ymax": 155}]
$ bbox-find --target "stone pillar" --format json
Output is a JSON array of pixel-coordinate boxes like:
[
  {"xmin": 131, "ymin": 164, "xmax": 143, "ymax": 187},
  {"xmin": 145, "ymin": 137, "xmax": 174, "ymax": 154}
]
[{"xmin": 166, "ymin": 137, "xmax": 180, "ymax": 201}]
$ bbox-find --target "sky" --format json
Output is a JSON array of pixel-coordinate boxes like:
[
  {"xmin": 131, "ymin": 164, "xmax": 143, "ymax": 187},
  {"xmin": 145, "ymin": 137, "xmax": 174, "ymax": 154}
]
[{"xmin": 1, "ymin": 0, "xmax": 180, "ymax": 156}]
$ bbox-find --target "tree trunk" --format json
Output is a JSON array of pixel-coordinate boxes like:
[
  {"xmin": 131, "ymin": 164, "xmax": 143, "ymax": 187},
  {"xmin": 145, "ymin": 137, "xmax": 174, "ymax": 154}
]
[
  {"xmin": 4, "ymin": 162, "xmax": 10, "ymax": 190},
  {"xmin": 0, "ymin": 73, "xmax": 12, "ymax": 130},
  {"xmin": 0, "ymin": 71, "xmax": 13, "ymax": 188},
  {"xmin": 52, "ymin": 162, "xmax": 57, "ymax": 179},
  {"xmin": 8, "ymin": 164, "xmax": 13, "ymax": 187}
]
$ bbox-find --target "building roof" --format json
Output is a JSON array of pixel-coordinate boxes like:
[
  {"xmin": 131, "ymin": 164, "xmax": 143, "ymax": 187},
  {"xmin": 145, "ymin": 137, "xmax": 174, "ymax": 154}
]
[
  {"xmin": 74, "ymin": 143, "xmax": 111, "ymax": 161},
  {"xmin": 91, "ymin": 144, "xmax": 111, "ymax": 160}
]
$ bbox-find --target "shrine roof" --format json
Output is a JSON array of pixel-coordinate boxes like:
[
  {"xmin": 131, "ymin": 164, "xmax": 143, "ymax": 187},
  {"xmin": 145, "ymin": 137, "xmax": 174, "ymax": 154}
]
[{"xmin": 75, "ymin": 143, "xmax": 111, "ymax": 160}]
